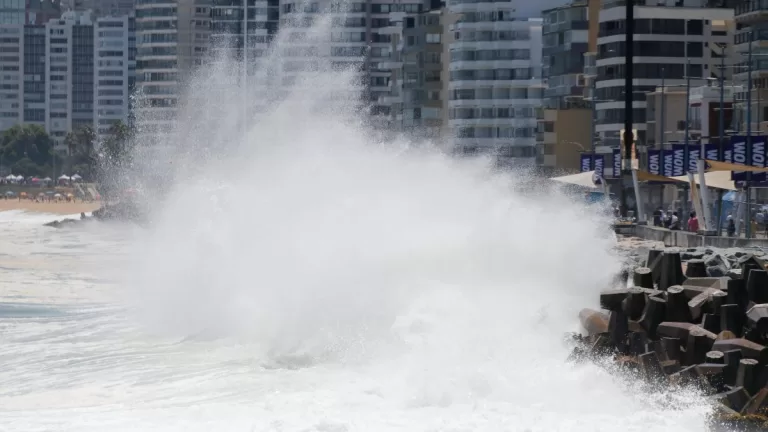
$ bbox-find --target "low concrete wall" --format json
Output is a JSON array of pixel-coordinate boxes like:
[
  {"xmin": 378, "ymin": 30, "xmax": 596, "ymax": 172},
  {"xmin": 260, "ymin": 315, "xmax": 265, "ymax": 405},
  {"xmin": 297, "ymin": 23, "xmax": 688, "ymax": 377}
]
[{"xmin": 634, "ymin": 225, "xmax": 768, "ymax": 249}]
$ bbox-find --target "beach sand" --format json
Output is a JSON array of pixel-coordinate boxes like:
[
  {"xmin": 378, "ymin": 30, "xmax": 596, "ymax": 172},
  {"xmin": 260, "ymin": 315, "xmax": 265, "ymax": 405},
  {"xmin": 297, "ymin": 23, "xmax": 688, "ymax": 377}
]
[{"xmin": 0, "ymin": 200, "xmax": 101, "ymax": 215}]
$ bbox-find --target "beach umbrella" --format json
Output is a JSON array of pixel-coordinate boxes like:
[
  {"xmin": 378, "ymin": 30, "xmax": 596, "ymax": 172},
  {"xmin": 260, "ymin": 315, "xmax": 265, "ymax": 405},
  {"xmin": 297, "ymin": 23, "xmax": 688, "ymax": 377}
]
[
  {"xmin": 54, "ymin": 193, "xmax": 62, "ymax": 198},
  {"xmin": 5, "ymin": 191, "xmax": 14, "ymax": 196},
  {"xmin": 14, "ymin": 175, "xmax": 23, "ymax": 181},
  {"xmin": 45, "ymin": 190, "xmax": 54, "ymax": 195},
  {"xmin": 58, "ymin": 174, "xmax": 70, "ymax": 180},
  {"xmin": 4, "ymin": 174, "xmax": 15, "ymax": 181},
  {"xmin": 42, "ymin": 177, "xmax": 52, "ymax": 182},
  {"xmin": 71, "ymin": 174, "xmax": 83, "ymax": 181}
]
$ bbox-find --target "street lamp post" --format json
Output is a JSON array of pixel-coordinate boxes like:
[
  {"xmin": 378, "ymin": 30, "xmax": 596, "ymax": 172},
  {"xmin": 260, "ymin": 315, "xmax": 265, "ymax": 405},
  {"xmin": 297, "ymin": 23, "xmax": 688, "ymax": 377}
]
[
  {"xmin": 746, "ymin": 30, "xmax": 754, "ymax": 238},
  {"xmin": 622, "ymin": 0, "xmax": 635, "ymax": 217}
]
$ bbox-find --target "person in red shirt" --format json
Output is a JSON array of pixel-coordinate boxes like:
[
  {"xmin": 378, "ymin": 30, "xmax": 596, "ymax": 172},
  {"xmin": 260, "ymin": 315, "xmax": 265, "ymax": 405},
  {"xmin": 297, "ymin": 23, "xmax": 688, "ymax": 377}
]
[{"xmin": 687, "ymin": 211, "xmax": 700, "ymax": 232}]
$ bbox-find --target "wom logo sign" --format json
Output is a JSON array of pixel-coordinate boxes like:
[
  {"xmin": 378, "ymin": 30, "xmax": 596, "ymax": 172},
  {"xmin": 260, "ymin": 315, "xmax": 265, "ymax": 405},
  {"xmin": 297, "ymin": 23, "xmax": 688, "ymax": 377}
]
[
  {"xmin": 731, "ymin": 136, "xmax": 747, "ymax": 181},
  {"xmin": 705, "ymin": 143, "xmax": 720, "ymax": 162},
  {"xmin": 663, "ymin": 150, "xmax": 674, "ymax": 177},
  {"xmin": 580, "ymin": 153, "xmax": 592, "ymax": 172},
  {"xmin": 672, "ymin": 144, "xmax": 686, "ymax": 177},
  {"xmin": 593, "ymin": 154, "xmax": 605, "ymax": 178},
  {"xmin": 647, "ymin": 149, "xmax": 661, "ymax": 175},
  {"xmin": 751, "ymin": 137, "xmax": 766, "ymax": 182},
  {"xmin": 612, "ymin": 148, "xmax": 621, "ymax": 178},
  {"xmin": 688, "ymin": 147, "xmax": 700, "ymax": 173}
]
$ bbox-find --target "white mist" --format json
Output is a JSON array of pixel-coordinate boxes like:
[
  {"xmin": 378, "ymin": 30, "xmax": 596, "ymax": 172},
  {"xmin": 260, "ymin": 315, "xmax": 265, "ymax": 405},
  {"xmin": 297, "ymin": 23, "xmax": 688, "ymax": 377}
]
[{"xmin": 0, "ymin": 11, "xmax": 715, "ymax": 432}]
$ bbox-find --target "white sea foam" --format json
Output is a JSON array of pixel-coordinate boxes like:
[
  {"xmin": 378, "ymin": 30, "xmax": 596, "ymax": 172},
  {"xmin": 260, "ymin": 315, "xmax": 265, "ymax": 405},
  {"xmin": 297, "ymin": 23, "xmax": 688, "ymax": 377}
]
[{"xmin": 0, "ymin": 9, "xmax": 715, "ymax": 431}]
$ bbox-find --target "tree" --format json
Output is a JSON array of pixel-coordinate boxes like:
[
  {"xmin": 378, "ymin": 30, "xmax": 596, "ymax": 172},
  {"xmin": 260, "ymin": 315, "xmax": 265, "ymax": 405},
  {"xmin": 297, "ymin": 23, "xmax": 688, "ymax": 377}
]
[
  {"xmin": 101, "ymin": 120, "xmax": 133, "ymax": 168},
  {"xmin": 64, "ymin": 125, "xmax": 97, "ymax": 179},
  {"xmin": 0, "ymin": 124, "xmax": 53, "ymax": 173}
]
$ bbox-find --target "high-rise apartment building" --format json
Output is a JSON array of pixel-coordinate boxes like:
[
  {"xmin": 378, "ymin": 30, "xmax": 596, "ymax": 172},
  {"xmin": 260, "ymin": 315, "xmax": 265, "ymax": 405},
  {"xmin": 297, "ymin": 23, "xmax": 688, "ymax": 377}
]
[
  {"xmin": 542, "ymin": 1, "xmax": 589, "ymax": 109},
  {"xmin": 134, "ymin": 0, "xmax": 211, "ymax": 140},
  {"xmin": 276, "ymin": 0, "xmax": 428, "ymax": 115},
  {"xmin": 446, "ymin": 4, "xmax": 544, "ymax": 165},
  {"xmin": 734, "ymin": 0, "xmax": 768, "ymax": 132},
  {"xmin": 23, "ymin": 25, "xmax": 46, "ymax": 127},
  {"xmin": 0, "ymin": 23, "xmax": 23, "ymax": 131},
  {"xmin": 0, "ymin": 0, "xmax": 24, "ymax": 24},
  {"xmin": 94, "ymin": 14, "xmax": 135, "ymax": 140},
  {"xmin": 45, "ymin": 11, "xmax": 95, "ymax": 148},
  {"xmin": 595, "ymin": 0, "xmax": 733, "ymax": 149},
  {"xmin": 379, "ymin": 8, "xmax": 457, "ymax": 143},
  {"xmin": 134, "ymin": 0, "xmax": 179, "ymax": 137}
]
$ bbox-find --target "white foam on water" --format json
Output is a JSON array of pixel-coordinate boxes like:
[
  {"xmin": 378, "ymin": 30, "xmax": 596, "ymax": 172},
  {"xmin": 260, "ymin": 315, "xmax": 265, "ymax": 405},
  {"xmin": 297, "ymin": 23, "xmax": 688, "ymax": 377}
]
[{"xmin": 0, "ymin": 10, "xmax": 716, "ymax": 432}]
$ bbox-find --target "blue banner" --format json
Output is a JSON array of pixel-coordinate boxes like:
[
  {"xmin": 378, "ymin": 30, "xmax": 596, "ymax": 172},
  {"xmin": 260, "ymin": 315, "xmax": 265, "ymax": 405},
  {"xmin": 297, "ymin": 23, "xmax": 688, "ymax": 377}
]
[
  {"xmin": 705, "ymin": 142, "xmax": 720, "ymax": 161},
  {"xmin": 647, "ymin": 149, "xmax": 661, "ymax": 175},
  {"xmin": 671, "ymin": 144, "xmax": 686, "ymax": 177},
  {"xmin": 662, "ymin": 149, "xmax": 674, "ymax": 177},
  {"xmin": 730, "ymin": 135, "xmax": 747, "ymax": 181},
  {"xmin": 732, "ymin": 136, "xmax": 767, "ymax": 182},
  {"xmin": 593, "ymin": 154, "xmax": 604, "ymax": 179},
  {"xmin": 611, "ymin": 148, "xmax": 621, "ymax": 179},
  {"xmin": 723, "ymin": 139, "xmax": 734, "ymax": 164},
  {"xmin": 580, "ymin": 153, "xmax": 592, "ymax": 172},
  {"xmin": 688, "ymin": 145, "xmax": 700, "ymax": 173},
  {"xmin": 751, "ymin": 136, "xmax": 767, "ymax": 182}
]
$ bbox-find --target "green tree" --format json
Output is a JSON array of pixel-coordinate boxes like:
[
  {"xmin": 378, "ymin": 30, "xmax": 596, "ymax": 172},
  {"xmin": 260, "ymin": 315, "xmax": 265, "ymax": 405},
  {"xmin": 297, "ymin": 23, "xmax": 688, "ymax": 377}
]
[
  {"xmin": 101, "ymin": 121, "xmax": 133, "ymax": 168},
  {"xmin": 64, "ymin": 125, "xmax": 97, "ymax": 179},
  {"xmin": 0, "ymin": 124, "xmax": 53, "ymax": 172},
  {"xmin": 98, "ymin": 121, "xmax": 135, "ymax": 201}
]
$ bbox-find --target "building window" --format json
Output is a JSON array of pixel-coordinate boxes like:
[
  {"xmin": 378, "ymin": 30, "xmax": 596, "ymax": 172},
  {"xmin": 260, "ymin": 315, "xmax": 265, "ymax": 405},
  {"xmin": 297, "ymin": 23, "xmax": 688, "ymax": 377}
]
[{"xmin": 426, "ymin": 33, "xmax": 440, "ymax": 43}]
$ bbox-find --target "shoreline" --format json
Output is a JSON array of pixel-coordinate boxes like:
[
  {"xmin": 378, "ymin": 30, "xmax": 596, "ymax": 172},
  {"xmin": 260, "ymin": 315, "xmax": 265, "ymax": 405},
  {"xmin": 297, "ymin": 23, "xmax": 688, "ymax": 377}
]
[{"xmin": 0, "ymin": 200, "xmax": 101, "ymax": 216}]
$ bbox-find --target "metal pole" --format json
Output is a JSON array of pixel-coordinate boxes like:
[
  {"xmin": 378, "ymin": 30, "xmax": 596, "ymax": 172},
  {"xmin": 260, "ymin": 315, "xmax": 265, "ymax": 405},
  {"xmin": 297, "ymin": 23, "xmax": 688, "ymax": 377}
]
[
  {"xmin": 591, "ymin": 78, "xmax": 596, "ymax": 151},
  {"xmin": 716, "ymin": 49, "xmax": 725, "ymax": 235},
  {"xmin": 660, "ymin": 67, "xmax": 666, "ymax": 149},
  {"xmin": 622, "ymin": 0, "xmax": 634, "ymax": 217},
  {"xmin": 747, "ymin": 30, "xmax": 753, "ymax": 238},
  {"xmin": 696, "ymin": 61, "xmax": 712, "ymax": 233}
]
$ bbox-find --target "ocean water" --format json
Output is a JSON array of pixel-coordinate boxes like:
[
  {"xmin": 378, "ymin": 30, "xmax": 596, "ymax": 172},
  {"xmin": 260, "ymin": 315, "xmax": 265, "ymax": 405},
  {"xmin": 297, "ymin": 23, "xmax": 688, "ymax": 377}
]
[{"xmin": 0, "ymin": 10, "xmax": 715, "ymax": 431}]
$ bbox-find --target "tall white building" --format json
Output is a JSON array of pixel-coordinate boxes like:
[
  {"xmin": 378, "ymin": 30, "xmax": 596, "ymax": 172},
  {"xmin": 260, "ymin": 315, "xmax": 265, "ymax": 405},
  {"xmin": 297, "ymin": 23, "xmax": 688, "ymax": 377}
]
[
  {"xmin": 134, "ymin": 0, "xmax": 211, "ymax": 140},
  {"xmin": 0, "ymin": 24, "xmax": 23, "ymax": 132},
  {"xmin": 595, "ymin": 0, "xmax": 733, "ymax": 149},
  {"xmin": 94, "ymin": 14, "xmax": 135, "ymax": 141},
  {"xmin": 45, "ymin": 10, "xmax": 95, "ymax": 149},
  {"xmin": 134, "ymin": 0, "xmax": 179, "ymax": 138},
  {"xmin": 276, "ymin": 0, "xmax": 428, "ymax": 115},
  {"xmin": 446, "ymin": 6, "xmax": 544, "ymax": 164}
]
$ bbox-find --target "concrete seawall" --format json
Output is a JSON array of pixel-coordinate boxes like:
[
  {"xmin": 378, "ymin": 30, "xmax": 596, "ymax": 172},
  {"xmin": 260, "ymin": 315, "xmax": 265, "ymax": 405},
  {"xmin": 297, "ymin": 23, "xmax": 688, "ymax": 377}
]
[{"xmin": 631, "ymin": 225, "xmax": 768, "ymax": 249}]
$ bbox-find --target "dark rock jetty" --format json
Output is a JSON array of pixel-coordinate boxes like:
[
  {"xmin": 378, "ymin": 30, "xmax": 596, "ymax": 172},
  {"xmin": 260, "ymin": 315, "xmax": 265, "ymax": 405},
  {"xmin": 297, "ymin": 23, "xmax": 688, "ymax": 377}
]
[
  {"xmin": 44, "ymin": 201, "xmax": 147, "ymax": 228},
  {"xmin": 571, "ymin": 246, "xmax": 768, "ymax": 431}
]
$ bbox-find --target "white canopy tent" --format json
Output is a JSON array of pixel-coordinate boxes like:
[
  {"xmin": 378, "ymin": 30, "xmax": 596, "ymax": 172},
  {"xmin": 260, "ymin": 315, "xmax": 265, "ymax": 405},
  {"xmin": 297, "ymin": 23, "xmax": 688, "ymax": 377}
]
[{"xmin": 550, "ymin": 170, "xmax": 601, "ymax": 190}]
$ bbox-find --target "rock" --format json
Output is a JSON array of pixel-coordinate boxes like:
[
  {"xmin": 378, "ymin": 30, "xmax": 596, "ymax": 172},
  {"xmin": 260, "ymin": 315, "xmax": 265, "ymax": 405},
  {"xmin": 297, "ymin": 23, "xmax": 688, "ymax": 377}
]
[
  {"xmin": 712, "ymin": 339, "xmax": 768, "ymax": 365},
  {"xmin": 737, "ymin": 358, "xmax": 763, "ymax": 396},
  {"xmin": 632, "ymin": 267, "xmax": 654, "ymax": 289},
  {"xmin": 639, "ymin": 296, "xmax": 666, "ymax": 338},
  {"xmin": 600, "ymin": 289, "xmax": 629, "ymax": 311},
  {"xmin": 659, "ymin": 251, "xmax": 686, "ymax": 291},
  {"xmin": 707, "ymin": 266, "xmax": 727, "ymax": 277},
  {"xmin": 666, "ymin": 286, "xmax": 693, "ymax": 323},
  {"xmin": 746, "ymin": 270, "xmax": 768, "ymax": 305},
  {"xmin": 622, "ymin": 287, "xmax": 646, "ymax": 320},
  {"xmin": 715, "ymin": 387, "xmax": 752, "ymax": 412},
  {"xmin": 578, "ymin": 308, "xmax": 609, "ymax": 336},
  {"xmin": 746, "ymin": 305, "xmax": 768, "ymax": 335}
]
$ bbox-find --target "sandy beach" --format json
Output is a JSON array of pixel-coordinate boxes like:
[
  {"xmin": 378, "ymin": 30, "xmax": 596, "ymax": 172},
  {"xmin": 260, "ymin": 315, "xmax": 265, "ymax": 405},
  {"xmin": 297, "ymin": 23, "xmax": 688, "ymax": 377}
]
[{"xmin": 0, "ymin": 200, "xmax": 101, "ymax": 215}]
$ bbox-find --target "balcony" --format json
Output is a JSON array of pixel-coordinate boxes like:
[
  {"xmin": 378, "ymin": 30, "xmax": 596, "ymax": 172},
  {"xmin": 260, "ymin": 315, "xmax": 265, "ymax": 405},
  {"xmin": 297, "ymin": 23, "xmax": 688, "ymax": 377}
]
[{"xmin": 736, "ymin": 0, "xmax": 768, "ymax": 24}]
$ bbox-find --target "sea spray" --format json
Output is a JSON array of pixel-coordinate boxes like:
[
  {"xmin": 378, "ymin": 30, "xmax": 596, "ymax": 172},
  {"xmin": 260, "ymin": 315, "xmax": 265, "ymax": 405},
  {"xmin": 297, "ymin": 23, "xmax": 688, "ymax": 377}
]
[{"xmin": 89, "ymin": 7, "xmax": 721, "ymax": 431}]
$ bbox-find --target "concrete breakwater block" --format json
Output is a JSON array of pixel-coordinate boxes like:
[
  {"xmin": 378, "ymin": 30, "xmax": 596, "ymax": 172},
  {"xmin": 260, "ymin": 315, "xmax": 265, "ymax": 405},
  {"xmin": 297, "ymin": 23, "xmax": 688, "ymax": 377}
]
[{"xmin": 577, "ymin": 266, "xmax": 768, "ymax": 429}]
